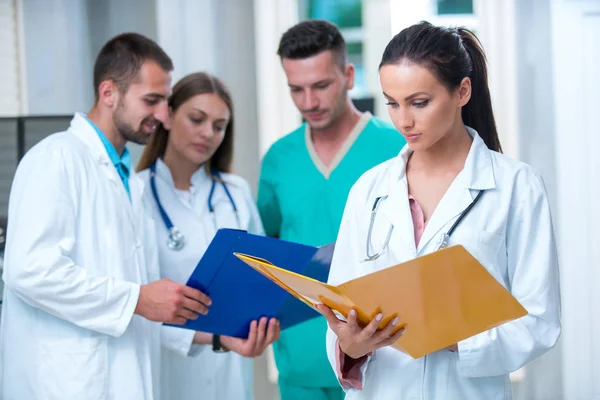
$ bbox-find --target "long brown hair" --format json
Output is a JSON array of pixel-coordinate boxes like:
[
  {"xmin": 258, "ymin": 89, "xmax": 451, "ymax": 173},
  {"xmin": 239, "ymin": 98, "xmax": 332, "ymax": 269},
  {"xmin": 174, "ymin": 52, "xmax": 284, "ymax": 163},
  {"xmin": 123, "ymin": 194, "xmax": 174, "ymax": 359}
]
[{"xmin": 136, "ymin": 72, "xmax": 235, "ymax": 173}]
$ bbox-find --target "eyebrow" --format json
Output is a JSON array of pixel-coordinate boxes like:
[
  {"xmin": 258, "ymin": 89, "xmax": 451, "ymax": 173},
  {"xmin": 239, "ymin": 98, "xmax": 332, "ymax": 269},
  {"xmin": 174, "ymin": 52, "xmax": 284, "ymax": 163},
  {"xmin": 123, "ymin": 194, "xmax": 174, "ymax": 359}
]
[
  {"xmin": 382, "ymin": 91, "xmax": 430, "ymax": 101},
  {"xmin": 289, "ymin": 79, "xmax": 333, "ymax": 89},
  {"xmin": 144, "ymin": 93, "xmax": 167, "ymax": 100},
  {"xmin": 191, "ymin": 108, "xmax": 207, "ymax": 115},
  {"xmin": 312, "ymin": 79, "xmax": 333, "ymax": 86},
  {"xmin": 191, "ymin": 108, "xmax": 228, "ymax": 123},
  {"xmin": 405, "ymin": 92, "xmax": 430, "ymax": 101}
]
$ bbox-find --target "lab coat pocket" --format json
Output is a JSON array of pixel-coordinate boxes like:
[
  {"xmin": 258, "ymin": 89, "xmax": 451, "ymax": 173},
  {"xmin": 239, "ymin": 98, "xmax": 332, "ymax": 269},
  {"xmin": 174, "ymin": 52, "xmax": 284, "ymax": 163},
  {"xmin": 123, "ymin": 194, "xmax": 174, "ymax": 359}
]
[
  {"xmin": 39, "ymin": 336, "xmax": 107, "ymax": 400},
  {"xmin": 446, "ymin": 351, "xmax": 507, "ymax": 400}
]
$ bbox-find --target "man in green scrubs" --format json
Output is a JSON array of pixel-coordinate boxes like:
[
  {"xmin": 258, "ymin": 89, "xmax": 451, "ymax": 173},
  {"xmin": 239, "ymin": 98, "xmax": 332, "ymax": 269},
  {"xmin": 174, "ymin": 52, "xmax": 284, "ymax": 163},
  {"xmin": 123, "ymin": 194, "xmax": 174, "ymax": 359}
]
[{"xmin": 257, "ymin": 20, "xmax": 406, "ymax": 400}]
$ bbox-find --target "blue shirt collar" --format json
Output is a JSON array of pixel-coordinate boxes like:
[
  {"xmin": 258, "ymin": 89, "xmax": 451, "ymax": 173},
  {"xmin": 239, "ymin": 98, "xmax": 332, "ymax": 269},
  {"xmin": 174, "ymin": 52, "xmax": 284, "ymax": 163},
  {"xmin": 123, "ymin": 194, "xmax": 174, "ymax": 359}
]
[{"xmin": 84, "ymin": 117, "xmax": 131, "ymax": 178}]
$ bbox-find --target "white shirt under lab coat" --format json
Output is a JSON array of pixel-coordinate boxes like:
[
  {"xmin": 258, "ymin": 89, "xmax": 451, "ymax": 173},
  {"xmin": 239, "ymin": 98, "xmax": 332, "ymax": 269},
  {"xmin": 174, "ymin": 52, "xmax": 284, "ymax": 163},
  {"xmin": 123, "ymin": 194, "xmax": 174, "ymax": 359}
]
[
  {"xmin": 139, "ymin": 159, "xmax": 265, "ymax": 400},
  {"xmin": 326, "ymin": 128, "xmax": 561, "ymax": 400},
  {"xmin": 0, "ymin": 113, "xmax": 162, "ymax": 400}
]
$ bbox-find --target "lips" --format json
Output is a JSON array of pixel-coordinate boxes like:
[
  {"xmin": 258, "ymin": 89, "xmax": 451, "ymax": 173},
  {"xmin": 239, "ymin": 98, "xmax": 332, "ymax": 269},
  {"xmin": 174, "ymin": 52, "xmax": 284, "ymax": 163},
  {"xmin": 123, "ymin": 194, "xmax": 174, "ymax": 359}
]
[
  {"xmin": 141, "ymin": 120, "xmax": 159, "ymax": 133},
  {"xmin": 304, "ymin": 111, "xmax": 326, "ymax": 120},
  {"xmin": 143, "ymin": 123, "xmax": 157, "ymax": 132},
  {"xmin": 193, "ymin": 144, "xmax": 209, "ymax": 152},
  {"xmin": 404, "ymin": 133, "xmax": 421, "ymax": 141}
]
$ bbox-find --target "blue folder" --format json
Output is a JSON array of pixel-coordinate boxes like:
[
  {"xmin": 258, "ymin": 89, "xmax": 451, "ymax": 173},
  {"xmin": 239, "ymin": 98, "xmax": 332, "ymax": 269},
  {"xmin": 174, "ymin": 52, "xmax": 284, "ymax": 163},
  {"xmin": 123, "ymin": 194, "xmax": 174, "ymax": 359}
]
[{"xmin": 169, "ymin": 229, "xmax": 334, "ymax": 338}]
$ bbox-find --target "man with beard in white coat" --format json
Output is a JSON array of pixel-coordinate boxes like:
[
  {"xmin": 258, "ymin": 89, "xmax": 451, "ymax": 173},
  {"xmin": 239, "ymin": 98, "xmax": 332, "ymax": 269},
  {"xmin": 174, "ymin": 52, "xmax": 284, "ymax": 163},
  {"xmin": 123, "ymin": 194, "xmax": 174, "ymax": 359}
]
[{"xmin": 0, "ymin": 33, "xmax": 211, "ymax": 400}]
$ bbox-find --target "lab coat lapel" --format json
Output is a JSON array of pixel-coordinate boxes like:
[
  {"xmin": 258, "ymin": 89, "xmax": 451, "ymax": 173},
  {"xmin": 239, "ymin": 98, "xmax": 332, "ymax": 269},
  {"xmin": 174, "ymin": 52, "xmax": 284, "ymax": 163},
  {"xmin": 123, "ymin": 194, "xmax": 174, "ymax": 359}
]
[
  {"xmin": 378, "ymin": 147, "xmax": 417, "ymax": 252},
  {"xmin": 416, "ymin": 128, "xmax": 496, "ymax": 253},
  {"xmin": 70, "ymin": 113, "xmax": 135, "ymax": 225}
]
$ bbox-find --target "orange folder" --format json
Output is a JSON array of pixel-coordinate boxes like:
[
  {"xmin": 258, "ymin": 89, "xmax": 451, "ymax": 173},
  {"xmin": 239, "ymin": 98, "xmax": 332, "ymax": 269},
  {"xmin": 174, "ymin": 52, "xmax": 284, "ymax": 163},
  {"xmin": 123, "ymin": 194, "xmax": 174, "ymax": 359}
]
[{"xmin": 235, "ymin": 245, "xmax": 527, "ymax": 359}]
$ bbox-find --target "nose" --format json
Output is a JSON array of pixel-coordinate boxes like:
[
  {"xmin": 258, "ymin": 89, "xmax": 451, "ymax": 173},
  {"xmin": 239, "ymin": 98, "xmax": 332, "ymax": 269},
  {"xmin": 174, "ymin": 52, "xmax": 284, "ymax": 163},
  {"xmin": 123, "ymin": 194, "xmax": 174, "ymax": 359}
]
[
  {"xmin": 198, "ymin": 121, "xmax": 215, "ymax": 139},
  {"xmin": 154, "ymin": 101, "xmax": 169, "ymax": 124},
  {"xmin": 395, "ymin": 107, "xmax": 415, "ymax": 132},
  {"xmin": 303, "ymin": 89, "xmax": 319, "ymax": 111}
]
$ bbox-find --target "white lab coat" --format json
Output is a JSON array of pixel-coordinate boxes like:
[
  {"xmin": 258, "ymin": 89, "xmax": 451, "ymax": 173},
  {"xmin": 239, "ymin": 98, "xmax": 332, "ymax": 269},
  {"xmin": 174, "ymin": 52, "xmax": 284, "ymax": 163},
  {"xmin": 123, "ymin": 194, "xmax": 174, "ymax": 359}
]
[
  {"xmin": 326, "ymin": 128, "xmax": 561, "ymax": 400},
  {"xmin": 139, "ymin": 158, "xmax": 265, "ymax": 400},
  {"xmin": 0, "ymin": 113, "xmax": 162, "ymax": 400}
]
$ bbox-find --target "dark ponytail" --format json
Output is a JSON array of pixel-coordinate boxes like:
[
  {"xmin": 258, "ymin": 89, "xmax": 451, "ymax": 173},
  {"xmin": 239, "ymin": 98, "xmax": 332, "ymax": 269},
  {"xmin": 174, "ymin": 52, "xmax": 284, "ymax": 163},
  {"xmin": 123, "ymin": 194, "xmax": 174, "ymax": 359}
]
[
  {"xmin": 457, "ymin": 28, "xmax": 501, "ymax": 153},
  {"xmin": 380, "ymin": 21, "xmax": 502, "ymax": 153}
]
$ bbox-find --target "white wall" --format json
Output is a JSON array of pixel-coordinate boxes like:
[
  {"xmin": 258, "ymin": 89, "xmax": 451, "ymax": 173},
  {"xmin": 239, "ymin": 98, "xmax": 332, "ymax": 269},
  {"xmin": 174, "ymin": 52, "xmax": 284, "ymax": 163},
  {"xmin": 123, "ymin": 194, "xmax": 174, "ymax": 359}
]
[
  {"xmin": 21, "ymin": 0, "xmax": 92, "ymax": 115},
  {"xmin": 155, "ymin": 0, "xmax": 218, "ymax": 82},
  {"xmin": 550, "ymin": 0, "xmax": 600, "ymax": 399},
  {"xmin": 213, "ymin": 0, "xmax": 261, "ymax": 195},
  {"xmin": 0, "ymin": 0, "xmax": 25, "ymax": 117},
  {"xmin": 253, "ymin": 0, "xmax": 300, "ymax": 159},
  {"xmin": 86, "ymin": 0, "xmax": 157, "ymax": 59},
  {"xmin": 363, "ymin": 0, "xmax": 393, "ymax": 120},
  {"xmin": 512, "ymin": 1, "xmax": 562, "ymax": 399}
]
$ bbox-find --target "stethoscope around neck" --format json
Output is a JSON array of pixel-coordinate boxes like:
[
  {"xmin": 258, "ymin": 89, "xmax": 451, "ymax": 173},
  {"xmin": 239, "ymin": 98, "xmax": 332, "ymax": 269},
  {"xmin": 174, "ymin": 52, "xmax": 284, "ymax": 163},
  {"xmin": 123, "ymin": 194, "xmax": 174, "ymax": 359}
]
[
  {"xmin": 364, "ymin": 190, "xmax": 485, "ymax": 261},
  {"xmin": 150, "ymin": 161, "xmax": 240, "ymax": 251}
]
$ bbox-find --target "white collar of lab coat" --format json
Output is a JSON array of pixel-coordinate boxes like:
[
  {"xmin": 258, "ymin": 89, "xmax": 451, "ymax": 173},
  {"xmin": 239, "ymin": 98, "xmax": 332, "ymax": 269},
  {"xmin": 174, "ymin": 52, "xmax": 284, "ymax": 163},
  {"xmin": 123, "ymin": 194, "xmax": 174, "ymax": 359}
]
[
  {"xmin": 154, "ymin": 158, "xmax": 210, "ymax": 194},
  {"xmin": 392, "ymin": 126, "xmax": 495, "ymax": 191},
  {"xmin": 70, "ymin": 112, "xmax": 114, "ymax": 165},
  {"xmin": 70, "ymin": 113, "xmax": 141, "ymax": 221},
  {"xmin": 374, "ymin": 126, "xmax": 497, "ymax": 252}
]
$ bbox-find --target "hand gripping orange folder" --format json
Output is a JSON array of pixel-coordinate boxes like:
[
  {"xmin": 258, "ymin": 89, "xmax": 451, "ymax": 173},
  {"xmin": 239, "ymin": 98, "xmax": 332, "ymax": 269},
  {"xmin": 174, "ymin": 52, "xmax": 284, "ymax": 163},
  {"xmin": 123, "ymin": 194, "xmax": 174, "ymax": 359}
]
[{"xmin": 235, "ymin": 245, "xmax": 527, "ymax": 359}]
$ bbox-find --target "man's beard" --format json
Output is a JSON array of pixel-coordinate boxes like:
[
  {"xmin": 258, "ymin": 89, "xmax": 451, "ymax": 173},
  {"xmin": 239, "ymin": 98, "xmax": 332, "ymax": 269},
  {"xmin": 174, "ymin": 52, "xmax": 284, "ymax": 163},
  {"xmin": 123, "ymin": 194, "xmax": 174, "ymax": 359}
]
[
  {"xmin": 113, "ymin": 101, "xmax": 158, "ymax": 145},
  {"xmin": 307, "ymin": 88, "xmax": 348, "ymax": 132}
]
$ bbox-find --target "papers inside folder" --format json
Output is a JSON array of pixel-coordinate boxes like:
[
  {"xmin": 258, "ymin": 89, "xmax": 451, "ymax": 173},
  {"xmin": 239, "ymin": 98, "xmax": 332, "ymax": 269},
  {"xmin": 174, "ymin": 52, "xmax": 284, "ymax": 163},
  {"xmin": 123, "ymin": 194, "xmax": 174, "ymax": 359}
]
[{"xmin": 235, "ymin": 245, "xmax": 528, "ymax": 359}]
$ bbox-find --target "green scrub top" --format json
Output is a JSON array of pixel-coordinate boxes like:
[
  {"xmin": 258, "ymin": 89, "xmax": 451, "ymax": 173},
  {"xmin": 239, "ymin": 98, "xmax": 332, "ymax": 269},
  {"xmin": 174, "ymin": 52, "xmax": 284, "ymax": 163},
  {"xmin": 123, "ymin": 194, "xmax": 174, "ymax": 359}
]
[{"xmin": 257, "ymin": 113, "xmax": 406, "ymax": 387}]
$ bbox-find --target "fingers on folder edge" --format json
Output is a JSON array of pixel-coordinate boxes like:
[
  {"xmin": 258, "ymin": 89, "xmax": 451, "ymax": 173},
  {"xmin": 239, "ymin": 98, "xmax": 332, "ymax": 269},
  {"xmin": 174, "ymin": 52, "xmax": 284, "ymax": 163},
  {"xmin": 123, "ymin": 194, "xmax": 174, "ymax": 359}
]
[{"xmin": 317, "ymin": 305, "xmax": 407, "ymax": 339}]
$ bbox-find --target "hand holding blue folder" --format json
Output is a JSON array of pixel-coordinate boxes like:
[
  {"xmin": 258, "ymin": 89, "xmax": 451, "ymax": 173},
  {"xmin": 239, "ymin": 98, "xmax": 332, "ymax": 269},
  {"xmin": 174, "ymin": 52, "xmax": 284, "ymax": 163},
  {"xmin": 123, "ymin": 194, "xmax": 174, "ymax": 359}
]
[{"xmin": 169, "ymin": 229, "xmax": 334, "ymax": 338}]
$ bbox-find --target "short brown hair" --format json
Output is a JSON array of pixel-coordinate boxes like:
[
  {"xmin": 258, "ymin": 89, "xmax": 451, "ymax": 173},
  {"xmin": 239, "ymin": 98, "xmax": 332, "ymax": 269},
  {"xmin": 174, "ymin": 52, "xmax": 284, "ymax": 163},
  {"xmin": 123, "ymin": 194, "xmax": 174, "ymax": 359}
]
[
  {"xmin": 93, "ymin": 32, "xmax": 173, "ymax": 100},
  {"xmin": 277, "ymin": 20, "xmax": 347, "ymax": 67}
]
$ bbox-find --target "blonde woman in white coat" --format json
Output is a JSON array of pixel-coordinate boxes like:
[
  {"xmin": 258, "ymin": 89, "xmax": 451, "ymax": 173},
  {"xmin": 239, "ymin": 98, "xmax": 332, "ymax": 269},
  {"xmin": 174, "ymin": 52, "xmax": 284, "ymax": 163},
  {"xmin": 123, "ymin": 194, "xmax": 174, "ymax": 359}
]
[{"xmin": 137, "ymin": 72, "xmax": 280, "ymax": 400}]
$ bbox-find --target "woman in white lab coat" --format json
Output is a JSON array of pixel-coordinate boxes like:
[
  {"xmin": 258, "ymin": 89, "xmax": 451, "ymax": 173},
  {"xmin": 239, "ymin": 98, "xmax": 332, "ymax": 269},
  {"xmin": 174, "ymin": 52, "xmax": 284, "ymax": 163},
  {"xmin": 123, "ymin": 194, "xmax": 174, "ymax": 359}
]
[
  {"xmin": 317, "ymin": 22, "xmax": 561, "ymax": 400},
  {"xmin": 137, "ymin": 72, "xmax": 279, "ymax": 400}
]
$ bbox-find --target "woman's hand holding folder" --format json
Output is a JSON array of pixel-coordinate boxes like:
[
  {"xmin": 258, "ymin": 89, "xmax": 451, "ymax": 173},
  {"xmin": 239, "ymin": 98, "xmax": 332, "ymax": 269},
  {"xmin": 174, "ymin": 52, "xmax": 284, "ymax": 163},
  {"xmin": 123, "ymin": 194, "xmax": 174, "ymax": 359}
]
[
  {"xmin": 317, "ymin": 305, "xmax": 406, "ymax": 359},
  {"xmin": 193, "ymin": 317, "xmax": 281, "ymax": 357},
  {"xmin": 221, "ymin": 317, "xmax": 280, "ymax": 357}
]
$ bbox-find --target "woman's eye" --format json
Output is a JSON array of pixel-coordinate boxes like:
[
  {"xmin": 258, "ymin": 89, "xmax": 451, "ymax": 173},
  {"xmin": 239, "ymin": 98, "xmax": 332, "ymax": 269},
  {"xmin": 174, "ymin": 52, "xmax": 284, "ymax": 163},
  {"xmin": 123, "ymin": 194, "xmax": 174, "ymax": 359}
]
[{"xmin": 413, "ymin": 100, "xmax": 429, "ymax": 108}]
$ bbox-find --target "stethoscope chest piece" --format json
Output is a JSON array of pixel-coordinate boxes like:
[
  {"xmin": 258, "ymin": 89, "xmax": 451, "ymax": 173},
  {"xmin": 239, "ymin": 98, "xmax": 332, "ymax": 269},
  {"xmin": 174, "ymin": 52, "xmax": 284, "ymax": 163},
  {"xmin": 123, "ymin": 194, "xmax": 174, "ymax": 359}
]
[
  {"xmin": 167, "ymin": 226, "xmax": 186, "ymax": 251},
  {"xmin": 150, "ymin": 161, "xmax": 240, "ymax": 252}
]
